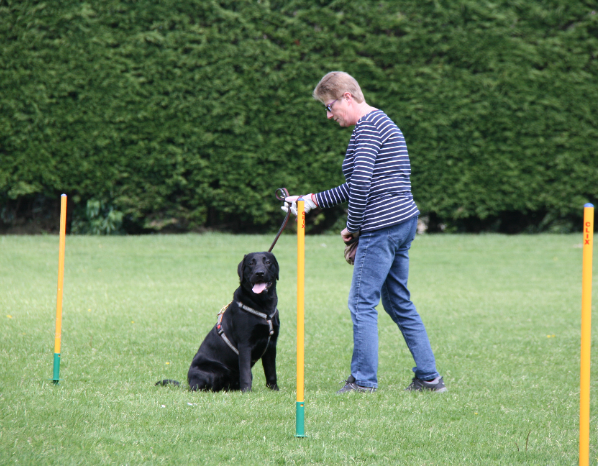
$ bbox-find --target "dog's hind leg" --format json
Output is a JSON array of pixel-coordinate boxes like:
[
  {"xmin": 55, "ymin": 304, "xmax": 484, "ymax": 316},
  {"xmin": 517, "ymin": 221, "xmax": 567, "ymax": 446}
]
[
  {"xmin": 188, "ymin": 368, "xmax": 232, "ymax": 392},
  {"xmin": 188, "ymin": 368, "xmax": 211, "ymax": 391}
]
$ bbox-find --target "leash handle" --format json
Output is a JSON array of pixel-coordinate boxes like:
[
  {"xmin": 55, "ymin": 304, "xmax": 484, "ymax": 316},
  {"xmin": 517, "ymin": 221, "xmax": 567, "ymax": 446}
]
[
  {"xmin": 269, "ymin": 187, "xmax": 292, "ymax": 253},
  {"xmin": 275, "ymin": 187, "xmax": 290, "ymax": 202}
]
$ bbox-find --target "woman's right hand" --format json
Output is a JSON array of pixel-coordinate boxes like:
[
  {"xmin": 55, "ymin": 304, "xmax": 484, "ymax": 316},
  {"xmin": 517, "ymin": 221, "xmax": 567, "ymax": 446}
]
[{"xmin": 282, "ymin": 194, "xmax": 317, "ymax": 216}]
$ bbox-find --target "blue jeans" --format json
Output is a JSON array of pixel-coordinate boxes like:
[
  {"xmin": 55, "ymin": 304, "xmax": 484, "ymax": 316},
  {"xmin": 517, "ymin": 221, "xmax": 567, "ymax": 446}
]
[{"xmin": 348, "ymin": 216, "xmax": 439, "ymax": 388}]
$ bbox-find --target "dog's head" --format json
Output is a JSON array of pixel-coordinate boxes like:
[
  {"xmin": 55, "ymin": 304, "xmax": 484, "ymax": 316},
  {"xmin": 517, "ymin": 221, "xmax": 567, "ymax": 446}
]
[{"xmin": 238, "ymin": 252, "xmax": 279, "ymax": 296}]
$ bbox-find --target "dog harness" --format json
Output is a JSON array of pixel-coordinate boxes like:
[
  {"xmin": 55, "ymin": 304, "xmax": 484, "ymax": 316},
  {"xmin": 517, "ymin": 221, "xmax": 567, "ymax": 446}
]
[{"xmin": 216, "ymin": 301, "xmax": 278, "ymax": 358}]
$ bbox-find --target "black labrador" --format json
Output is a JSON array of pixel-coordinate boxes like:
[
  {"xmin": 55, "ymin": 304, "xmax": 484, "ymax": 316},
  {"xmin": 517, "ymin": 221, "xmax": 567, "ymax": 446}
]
[{"xmin": 157, "ymin": 252, "xmax": 280, "ymax": 392}]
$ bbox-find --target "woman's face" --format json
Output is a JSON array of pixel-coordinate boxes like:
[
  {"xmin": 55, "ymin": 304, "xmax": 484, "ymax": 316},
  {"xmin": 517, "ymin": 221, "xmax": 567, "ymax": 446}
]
[{"xmin": 325, "ymin": 94, "xmax": 353, "ymax": 127}]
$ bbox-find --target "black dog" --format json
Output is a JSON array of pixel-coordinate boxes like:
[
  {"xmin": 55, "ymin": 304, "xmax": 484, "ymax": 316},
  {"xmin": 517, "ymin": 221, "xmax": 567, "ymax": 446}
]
[{"xmin": 157, "ymin": 252, "xmax": 280, "ymax": 392}]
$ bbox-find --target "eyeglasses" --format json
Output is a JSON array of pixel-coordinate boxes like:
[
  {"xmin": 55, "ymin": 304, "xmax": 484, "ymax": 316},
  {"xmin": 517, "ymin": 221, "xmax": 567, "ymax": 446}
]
[{"xmin": 325, "ymin": 100, "xmax": 338, "ymax": 113}]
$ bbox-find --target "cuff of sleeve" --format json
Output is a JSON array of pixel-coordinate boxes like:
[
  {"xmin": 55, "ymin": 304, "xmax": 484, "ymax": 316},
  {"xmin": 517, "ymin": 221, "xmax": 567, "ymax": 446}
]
[
  {"xmin": 314, "ymin": 192, "xmax": 322, "ymax": 207},
  {"xmin": 346, "ymin": 223, "xmax": 361, "ymax": 234}
]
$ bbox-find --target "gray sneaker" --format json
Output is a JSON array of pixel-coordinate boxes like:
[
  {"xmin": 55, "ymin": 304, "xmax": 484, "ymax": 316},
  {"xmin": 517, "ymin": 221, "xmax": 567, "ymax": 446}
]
[
  {"xmin": 336, "ymin": 375, "xmax": 376, "ymax": 394},
  {"xmin": 405, "ymin": 376, "xmax": 447, "ymax": 393}
]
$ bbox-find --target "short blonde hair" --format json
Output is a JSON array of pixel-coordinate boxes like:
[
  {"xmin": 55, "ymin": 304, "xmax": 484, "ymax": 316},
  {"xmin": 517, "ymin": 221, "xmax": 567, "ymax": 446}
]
[{"xmin": 313, "ymin": 71, "xmax": 365, "ymax": 104}]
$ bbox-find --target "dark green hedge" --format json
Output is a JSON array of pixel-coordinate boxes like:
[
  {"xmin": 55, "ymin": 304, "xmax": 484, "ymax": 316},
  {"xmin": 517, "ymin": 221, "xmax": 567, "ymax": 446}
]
[{"xmin": 1, "ymin": 0, "xmax": 597, "ymax": 233}]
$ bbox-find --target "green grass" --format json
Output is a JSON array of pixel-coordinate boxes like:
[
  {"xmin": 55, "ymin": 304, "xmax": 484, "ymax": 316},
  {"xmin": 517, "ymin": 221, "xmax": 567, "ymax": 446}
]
[{"xmin": 1, "ymin": 233, "xmax": 596, "ymax": 465}]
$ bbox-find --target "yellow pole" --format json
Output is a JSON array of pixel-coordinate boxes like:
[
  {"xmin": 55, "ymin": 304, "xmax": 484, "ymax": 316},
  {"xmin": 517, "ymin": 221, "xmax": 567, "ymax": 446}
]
[
  {"xmin": 580, "ymin": 203, "xmax": 593, "ymax": 465},
  {"xmin": 296, "ymin": 200, "xmax": 305, "ymax": 437},
  {"xmin": 53, "ymin": 194, "xmax": 67, "ymax": 384}
]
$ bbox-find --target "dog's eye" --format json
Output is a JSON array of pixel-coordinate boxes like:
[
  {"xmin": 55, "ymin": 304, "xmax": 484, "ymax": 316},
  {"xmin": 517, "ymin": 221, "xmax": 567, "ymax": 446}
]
[{"xmin": 265, "ymin": 260, "xmax": 270, "ymax": 265}]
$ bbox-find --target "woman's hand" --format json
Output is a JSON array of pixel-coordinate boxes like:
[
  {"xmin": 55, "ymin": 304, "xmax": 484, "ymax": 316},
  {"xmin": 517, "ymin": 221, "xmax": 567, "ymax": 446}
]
[
  {"xmin": 282, "ymin": 194, "xmax": 317, "ymax": 216},
  {"xmin": 341, "ymin": 228, "xmax": 359, "ymax": 243}
]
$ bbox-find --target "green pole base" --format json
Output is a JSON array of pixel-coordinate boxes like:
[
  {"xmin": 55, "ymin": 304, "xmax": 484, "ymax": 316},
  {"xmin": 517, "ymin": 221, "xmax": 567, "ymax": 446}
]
[
  {"xmin": 52, "ymin": 353, "xmax": 61, "ymax": 384},
  {"xmin": 295, "ymin": 401, "xmax": 306, "ymax": 437}
]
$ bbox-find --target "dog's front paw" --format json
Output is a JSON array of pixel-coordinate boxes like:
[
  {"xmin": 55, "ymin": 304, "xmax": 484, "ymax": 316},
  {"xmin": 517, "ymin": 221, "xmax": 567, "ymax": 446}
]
[
  {"xmin": 266, "ymin": 383, "xmax": 279, "ymax": 391},
  {"xmin": 241, "ymin": 386, "xmax": 252, "ymax": 393}
]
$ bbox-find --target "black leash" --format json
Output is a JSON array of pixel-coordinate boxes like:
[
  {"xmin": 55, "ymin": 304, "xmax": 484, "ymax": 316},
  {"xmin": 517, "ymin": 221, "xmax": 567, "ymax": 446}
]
[
  {"xmin": 214, "ymin": 188, "xmax": 289, "ymax": 357},
  {"xmin": 268, "ymin": 188, "xmax": 291, "ymax": 252}
]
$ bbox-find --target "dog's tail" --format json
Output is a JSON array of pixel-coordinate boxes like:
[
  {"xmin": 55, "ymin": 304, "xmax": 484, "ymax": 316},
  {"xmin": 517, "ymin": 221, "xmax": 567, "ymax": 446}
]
[{"xmin": 155, "ymin": 379, "xmax": 181, "ymax": 387}]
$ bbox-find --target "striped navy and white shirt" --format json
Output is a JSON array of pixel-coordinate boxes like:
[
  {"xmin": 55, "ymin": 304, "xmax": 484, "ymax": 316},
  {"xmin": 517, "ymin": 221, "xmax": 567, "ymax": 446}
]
[{"xmin": 315, "ymin": 110, "xmax": 420, "ymax": 233}]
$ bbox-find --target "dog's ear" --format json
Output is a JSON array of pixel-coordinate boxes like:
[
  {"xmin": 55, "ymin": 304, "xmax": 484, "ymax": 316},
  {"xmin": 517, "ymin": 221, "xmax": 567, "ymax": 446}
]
[
  {"xmin": 268, "ymin": 253, "xmax": 279, "ymax": 281},
  {"xmin": 238, "ymin": 255, "xmax": 247, "ymax": 283}
]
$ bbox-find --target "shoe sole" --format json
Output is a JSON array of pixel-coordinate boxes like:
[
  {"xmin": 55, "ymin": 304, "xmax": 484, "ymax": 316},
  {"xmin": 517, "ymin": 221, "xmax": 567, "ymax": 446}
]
[
  {"xmin": 405, "ymin": 386, "xmax": 448, "ymax": 393},
  {"xmin": 337, "ymin": 384, "xmax": 376, "ymax": 394}
]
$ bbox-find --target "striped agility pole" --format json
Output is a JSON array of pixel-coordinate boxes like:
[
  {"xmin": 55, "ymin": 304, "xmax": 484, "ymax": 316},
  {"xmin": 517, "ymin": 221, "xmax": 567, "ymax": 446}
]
[
  {"xmin": 53, "ymin": 194, "xmax": 67, "ymax": 384},
  {"xmin": 296, "ymin": 199, "xmax": 306, "ymax": 437},
  {"xmin": 579, "ymin": 203, "xmax": 593, "ymax": 465}
]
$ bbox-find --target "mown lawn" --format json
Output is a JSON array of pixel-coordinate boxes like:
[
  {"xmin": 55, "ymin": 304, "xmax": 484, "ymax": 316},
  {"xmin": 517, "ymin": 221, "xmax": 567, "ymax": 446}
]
[{"xmin": 0, "ymin": 233, "xmax": 595, "ymax": 465}]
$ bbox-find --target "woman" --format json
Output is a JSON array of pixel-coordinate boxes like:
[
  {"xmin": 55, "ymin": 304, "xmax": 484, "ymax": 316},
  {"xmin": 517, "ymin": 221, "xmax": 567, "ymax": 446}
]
[{"xmin": 286, "ymin": 71, "xmax": 446, "ymax": 393}]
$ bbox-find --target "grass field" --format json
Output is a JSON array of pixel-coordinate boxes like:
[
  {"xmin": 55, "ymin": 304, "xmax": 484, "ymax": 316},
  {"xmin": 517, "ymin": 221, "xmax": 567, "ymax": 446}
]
[{"xmin": 1, "ymin": 233, "xmax": 596, "ymax": 465}]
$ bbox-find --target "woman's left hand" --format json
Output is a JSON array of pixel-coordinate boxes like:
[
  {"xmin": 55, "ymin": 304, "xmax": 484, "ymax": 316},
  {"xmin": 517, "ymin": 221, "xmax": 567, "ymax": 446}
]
[{"xmin": 341, "ymin": 228, "xmax": 358, "ymax": 243}]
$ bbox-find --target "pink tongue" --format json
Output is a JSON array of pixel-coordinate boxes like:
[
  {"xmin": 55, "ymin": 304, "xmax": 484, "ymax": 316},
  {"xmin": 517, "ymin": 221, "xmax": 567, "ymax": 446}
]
[{"xmin": 252, "ymin": 282, "xmax": 267, "ymax": 294}]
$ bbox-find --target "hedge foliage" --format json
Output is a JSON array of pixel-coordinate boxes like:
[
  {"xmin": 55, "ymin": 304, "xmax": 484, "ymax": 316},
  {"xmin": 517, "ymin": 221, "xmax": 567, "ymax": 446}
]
[{"xmin": 1, "ymin": 0, "xmax": 597, "ymax": 233}]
